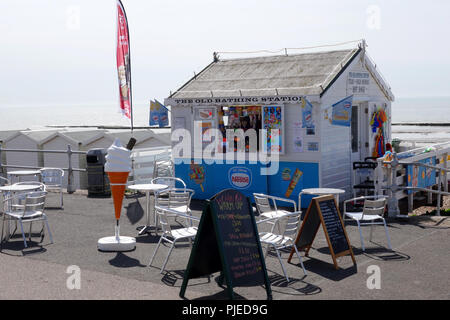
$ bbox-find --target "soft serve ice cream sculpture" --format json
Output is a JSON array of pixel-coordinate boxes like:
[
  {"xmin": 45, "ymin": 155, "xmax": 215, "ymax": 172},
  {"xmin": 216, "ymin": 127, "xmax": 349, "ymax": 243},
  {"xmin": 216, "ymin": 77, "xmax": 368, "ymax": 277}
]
[{"xmin": 97, "ymin": 138, "xmax": 136, "ymax": 252}]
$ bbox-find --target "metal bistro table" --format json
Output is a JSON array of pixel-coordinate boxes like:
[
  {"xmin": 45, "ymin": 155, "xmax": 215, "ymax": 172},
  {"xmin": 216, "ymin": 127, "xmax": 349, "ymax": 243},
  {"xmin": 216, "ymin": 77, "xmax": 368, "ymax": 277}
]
[
  {"xmin": 0, "ymin": 184, "xmax": 44, "ymax": 240},
  {"xmin": 127, "ymin": 183, "xmax": 168, "ymax": 235},
  {"xmin": 298, "ymin": 188, "xmax": 346, "ymax": 216},
  {"xmin": 7, "ymin": 170, "xmax": 42, "ymax": 183}
]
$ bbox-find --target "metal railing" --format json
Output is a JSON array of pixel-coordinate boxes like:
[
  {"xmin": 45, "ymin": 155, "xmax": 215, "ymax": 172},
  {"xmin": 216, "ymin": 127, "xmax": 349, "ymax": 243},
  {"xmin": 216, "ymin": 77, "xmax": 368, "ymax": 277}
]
[
  {"xmin": 0, "ymin": 145, "xmax": 86, "ymax": 194},
  {"xmin": 378, "ymin": 151, "xmax": 450, "ymax": 217}
]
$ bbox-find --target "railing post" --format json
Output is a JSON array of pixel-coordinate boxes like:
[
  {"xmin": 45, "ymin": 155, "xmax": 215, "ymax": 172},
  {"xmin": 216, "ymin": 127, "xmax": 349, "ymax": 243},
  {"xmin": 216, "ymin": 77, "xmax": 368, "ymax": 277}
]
[
  {"xmin": 444, "ymin": 152, "xmax": 448, "ymax": 193},
  {"xmin": 436, "ymin": 170, "xmax": 442, "ymax": 216},
  {"xmin": 387, "ymin": 153, "xmax": 400, "ymax": 218},
  {"xmin": 67, "ymin": 144, "xmax": 75, "ymax": 194},
  {"xmin": 0, "ymin": 144, "xmax": 3, "ymax": 175}
]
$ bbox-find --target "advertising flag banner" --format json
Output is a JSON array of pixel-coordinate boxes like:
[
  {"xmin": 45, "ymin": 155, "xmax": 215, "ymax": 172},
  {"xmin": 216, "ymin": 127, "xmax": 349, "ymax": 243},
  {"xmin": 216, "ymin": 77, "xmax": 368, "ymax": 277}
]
[
  {"xmin": 116, "ymin": 0, "xmax": 132, "ymax": 121},
  {"xmin": 149, "ymin": 100, "xmax": 169, "ymax": 127},
  {"xmin": 156, "ymin": 100, "xmax": 169, "ymax": 127},
  {"xmin": 301, "ymin": 97, "xmax": 315, "ymax": 129},
  {"xmin": 331, "ymin": 95, "xmax": 353, "ymax": 127}
]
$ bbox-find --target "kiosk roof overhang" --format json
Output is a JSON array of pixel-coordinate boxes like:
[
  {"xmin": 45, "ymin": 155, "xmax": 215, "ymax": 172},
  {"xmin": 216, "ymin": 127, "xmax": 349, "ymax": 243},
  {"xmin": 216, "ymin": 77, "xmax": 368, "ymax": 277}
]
[{"xmin": 167, "ymin": 48, "xmax": 362, "ymax": 104}]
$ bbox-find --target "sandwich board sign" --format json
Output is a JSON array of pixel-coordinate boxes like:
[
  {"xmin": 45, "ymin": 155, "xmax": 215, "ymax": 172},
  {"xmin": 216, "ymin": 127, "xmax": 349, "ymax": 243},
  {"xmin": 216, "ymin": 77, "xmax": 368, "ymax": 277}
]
[
  {"xmin": 179, "ymin": 189, "xmax": 272, "ymax": 300},
  {"xmin": 288, "ymin": 195, "xmax": 356, "ymax": 270}
]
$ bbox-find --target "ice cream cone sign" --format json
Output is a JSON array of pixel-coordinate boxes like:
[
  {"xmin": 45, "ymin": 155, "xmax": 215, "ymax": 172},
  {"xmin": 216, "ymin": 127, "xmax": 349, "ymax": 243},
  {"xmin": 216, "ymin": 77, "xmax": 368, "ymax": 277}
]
[
  {"xmin": 105, "ymin": 138, "xmax": 131, "ymax": 220},
  {"xmin": 97, "ymin": 137, "xmax": 135, "ymax": 252}
]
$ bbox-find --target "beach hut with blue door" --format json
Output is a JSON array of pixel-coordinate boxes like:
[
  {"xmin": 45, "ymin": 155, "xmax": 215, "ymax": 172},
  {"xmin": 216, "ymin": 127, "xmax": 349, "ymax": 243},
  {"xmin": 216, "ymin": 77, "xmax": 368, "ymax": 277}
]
[{"xmin": 164, "ymin": 41, "xmax": 394, "ymax": 208}]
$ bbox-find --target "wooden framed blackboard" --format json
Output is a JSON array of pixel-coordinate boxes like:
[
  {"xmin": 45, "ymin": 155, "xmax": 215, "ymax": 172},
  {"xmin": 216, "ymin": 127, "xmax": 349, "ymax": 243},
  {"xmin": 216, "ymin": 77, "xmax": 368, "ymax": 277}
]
[
  {"xmin": 180, "ymin": 189, "xmax": 272, "ymax": 300},
  {"xmin": 288, "ymin": 195, "xmax": 356, "ymax": 270}
]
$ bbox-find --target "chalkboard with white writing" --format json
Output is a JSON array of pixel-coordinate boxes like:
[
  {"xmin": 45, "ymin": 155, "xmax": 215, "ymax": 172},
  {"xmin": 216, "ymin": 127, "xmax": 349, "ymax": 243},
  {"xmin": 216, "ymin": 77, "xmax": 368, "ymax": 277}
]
[
  {"xmin": 289, "ymin": 195, "xmax": 356, "ymax": 270},
  {"xmin": 318, "ymin": 198, "xmax": 349, "ymax": 255},
  {"xmin": 180, "ymin": 189, "xmax": 272, "ymax": 299}
]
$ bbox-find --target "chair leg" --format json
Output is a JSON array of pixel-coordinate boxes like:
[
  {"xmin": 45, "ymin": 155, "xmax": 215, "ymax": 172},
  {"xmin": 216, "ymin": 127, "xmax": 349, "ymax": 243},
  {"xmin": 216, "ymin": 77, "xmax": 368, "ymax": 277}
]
[
  {"xmin": 356, "ymin": 220, "xmax": 365, "ymax": 252},
  {"xmin": 0, "ymin": 215, "xmax": 5, "ymax": 251},
  {"xmin": 369, "ymin": 224, "xmax": 374, "ymax": 242},
  {"xmin": 382, "ymin": 219, "xmax": 392, "ymax": 250},
  {"xmin": 19, "ymin": 220, "xmax": 27, "ymax": 248},
  {"xmin": 43, "ymin": 216, "xmax": 53, "ymax": 244},
  {"xmin": 29, "ymin": 222, "xmax": 33, "ymax": 242},
  {"xmin": 292, "ymin": 242, "xmax": 307, "ymax": 276},
  {"xmin": 60, "ymin": 190, "xmax": 64, "ymax": 208},
  {"xmin": 148, "ymin": 237, "xmax": 163, "ymax": 267},
  {"xmin": 274, "ymin": 245, "xmax": 289, "ymax": 282},
  {"xmin": 161, "ymin": 241, "xmax": 176, "ymax": 274}
]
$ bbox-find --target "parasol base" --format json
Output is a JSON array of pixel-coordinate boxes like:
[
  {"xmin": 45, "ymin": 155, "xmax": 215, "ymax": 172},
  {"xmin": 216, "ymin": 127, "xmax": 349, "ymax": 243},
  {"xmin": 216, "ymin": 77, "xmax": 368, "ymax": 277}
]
[{"xmin": 97, "ymin": 236, "xmax": 136, "ymax": 252}]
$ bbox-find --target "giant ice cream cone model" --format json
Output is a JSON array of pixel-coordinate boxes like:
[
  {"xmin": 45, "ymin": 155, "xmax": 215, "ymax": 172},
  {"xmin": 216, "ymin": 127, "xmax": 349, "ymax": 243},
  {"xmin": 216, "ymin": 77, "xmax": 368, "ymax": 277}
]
[
  {"xmin": 107, "ymin": 171, "xmax": 129, "ymax": 220},
  {"xmin": 98, "ymin": 138, "xmax": 136, "ymax": 252}
]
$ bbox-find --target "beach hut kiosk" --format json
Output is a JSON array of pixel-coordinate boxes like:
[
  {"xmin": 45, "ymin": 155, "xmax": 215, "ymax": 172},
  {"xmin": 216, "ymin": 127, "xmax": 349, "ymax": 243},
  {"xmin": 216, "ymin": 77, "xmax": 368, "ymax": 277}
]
[
  {"xmin": 41, "ymin": 130, "xmax": 106, "ymax": 191},
  {"xmin": 4, "ymin": 130, "xmax": 59, "ymax": 178},
  {"xmin": 0, "ymin": 130, "xmax": 19, "ymax": 175},
  {"xmin": 164, "ymin": 41, "xmax": 394, "ymax": 206}
]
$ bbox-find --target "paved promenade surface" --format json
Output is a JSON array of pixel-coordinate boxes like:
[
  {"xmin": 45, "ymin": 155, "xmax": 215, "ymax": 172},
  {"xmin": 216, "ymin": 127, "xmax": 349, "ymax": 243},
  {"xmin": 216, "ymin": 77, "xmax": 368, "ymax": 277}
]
[{"xmin": 0, "ymin": 192, "xmax": 449, "ymax": 300}]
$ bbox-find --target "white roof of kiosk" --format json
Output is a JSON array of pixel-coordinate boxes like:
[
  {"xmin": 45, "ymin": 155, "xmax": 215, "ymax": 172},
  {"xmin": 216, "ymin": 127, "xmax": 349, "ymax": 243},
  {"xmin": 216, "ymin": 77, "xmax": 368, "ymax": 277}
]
[{"xmin": 166, "ymin": 45, "xmax": 394, "ymax": 104}]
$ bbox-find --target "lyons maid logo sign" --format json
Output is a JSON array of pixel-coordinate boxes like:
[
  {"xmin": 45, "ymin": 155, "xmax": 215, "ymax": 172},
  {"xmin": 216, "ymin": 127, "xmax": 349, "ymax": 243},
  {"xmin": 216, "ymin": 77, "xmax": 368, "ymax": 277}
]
[{"xmin": 228, "ymin": 167, "xmax": 252, "ymax": 189}]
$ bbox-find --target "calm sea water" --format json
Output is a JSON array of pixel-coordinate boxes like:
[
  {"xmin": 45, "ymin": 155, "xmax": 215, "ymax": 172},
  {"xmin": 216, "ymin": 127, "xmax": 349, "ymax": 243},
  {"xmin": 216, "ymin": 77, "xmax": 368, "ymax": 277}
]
[{"xmin": 1, "ymin": 97, "xmax": 449, "ymax": 143}]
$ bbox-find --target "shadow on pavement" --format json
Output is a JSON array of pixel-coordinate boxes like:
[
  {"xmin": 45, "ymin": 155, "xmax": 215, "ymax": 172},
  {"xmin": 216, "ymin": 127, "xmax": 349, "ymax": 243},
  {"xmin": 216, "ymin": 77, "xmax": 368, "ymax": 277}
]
[
  {"xmin": 362, "ymin": 246, "xmax": 410, "ymax": 261},
  {"xmin": 268, "ymin": 273, "xmax": 322, "ymax": 296},
  {"xmin": 108, "ymin": 252, "xmax": 145, "ymax": 268},
  {"xmin": 160, "ymin": 269, "xmax": 211, "ymax": 288},
  {"xmin": 300, "ymin": 257, "xmax": 357, "ymax": 281},
  {"xmin": 125, "ymin": 200, "xmax": 144, "ymax": 225}
]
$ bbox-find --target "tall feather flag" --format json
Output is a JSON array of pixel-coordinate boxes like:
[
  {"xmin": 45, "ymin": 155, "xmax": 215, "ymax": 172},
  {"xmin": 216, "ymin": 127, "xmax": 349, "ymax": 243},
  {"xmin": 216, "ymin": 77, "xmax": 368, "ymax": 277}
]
[{"xmin": 116, "ymin": 0, "xmax": 133, "ymax": 130}]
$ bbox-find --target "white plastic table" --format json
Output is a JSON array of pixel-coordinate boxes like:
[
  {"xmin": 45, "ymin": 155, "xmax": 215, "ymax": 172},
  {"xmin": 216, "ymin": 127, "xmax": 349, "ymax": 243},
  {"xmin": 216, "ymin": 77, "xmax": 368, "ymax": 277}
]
[
  {"xmin": 127, "ymin": 183, "xmax": 168, "ymax": 235},
  {"xmin": 7, "ymin": 170, "xmax": 41, "ymax": 183},
  {"xmin": 298, "ymin": 188, "xmax": 346, "ymax": 210}
]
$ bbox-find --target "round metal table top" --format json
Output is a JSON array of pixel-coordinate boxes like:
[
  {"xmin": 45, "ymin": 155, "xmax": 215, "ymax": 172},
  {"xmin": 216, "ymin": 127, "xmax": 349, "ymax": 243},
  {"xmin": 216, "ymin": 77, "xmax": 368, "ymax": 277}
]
[
  {"xmin": 8, "ymin": 170, "xmax": 41, "ymax": 176},
  {"xmin": 0, "ymin": 184, "xmax": 42, "ymax": 192},
  {"xmin": 301, "ymin": 188, "xmax": 346, "ymax": 195},
  {"xmin": 127, "ymin": 184, "xmax": 168, "ymax": 192}
]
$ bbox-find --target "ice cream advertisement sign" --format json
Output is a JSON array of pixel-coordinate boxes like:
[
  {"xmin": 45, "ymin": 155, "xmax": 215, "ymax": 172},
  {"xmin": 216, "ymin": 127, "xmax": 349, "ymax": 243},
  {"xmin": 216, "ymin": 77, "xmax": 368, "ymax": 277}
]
[
  {"xmin": 116, "ymin": 0, "xmax": 132, "ymax": 120},
  {"xmin": 331, "ymin": 95, "xmax": 353, "ymax": 127},
  {"xmin": 228, "ymin": 167, "xmax": 252, "ymax": 189}
]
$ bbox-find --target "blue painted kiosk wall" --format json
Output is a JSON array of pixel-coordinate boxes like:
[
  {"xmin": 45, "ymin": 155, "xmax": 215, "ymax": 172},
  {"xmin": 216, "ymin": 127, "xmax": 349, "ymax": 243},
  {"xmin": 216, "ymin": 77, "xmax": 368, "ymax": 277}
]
[{"xmin": 175, "ymin": 159, "xmax": 319, "ymax": 208}]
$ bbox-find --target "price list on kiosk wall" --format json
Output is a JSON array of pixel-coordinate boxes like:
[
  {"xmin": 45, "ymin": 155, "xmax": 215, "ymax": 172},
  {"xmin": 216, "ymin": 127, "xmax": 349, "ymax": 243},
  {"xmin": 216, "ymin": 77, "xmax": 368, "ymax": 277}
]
[
  {"xmin": 318, "ymin": 199, "xmax": 349, "ymax": 254},
  {"xmin": 212, "ymin": 191, "xmax": 265, "ymax": 287}
]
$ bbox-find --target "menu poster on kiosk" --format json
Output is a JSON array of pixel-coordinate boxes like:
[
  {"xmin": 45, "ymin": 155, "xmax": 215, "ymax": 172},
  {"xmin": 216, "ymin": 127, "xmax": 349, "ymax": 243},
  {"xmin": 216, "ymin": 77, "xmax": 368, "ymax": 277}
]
[
  {"xmin": 194, "ymin": 107, "xmax": 216, "ymax": 144},
  {"xmin": 262, "ymin": 105, "xmax": 283, "ymax": 153}
]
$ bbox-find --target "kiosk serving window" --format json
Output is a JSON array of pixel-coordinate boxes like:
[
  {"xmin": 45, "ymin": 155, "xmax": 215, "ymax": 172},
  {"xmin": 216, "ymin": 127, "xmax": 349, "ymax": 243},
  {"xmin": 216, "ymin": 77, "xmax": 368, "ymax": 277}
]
[{"xmin": 218, "ymin": 105, "xmax": 284, "ymax": 154}]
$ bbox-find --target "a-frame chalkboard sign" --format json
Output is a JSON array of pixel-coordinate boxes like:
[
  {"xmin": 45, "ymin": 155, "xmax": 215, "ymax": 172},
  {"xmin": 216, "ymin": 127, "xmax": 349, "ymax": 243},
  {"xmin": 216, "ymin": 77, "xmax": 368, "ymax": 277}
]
[
  {"xmin": 179, "ymin": 189, "xmax": 272, "ymax": 300},
  {"xmin": 288, "ymin": 195, "xmax": 356, "ymax": 270}
]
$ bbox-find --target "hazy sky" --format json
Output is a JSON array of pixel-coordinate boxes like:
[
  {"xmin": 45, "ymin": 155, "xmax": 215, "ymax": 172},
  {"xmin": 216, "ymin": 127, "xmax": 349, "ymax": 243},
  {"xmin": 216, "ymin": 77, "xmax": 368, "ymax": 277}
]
[{"xmin": 1, "ymin": 0, "xmax": 450, "ymax": 108}]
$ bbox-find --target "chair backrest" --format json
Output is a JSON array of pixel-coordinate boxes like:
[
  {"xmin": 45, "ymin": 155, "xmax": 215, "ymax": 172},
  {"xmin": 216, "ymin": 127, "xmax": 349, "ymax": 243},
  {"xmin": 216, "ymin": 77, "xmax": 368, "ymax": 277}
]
[
  {"xmin": 253, "ymin": 193, "xmax": 273, "ymax": 214},
  {"xmin": 280, "ymin": 213, "xmax": 301, "ymax": 240},
  {"xmin": 151, "ymin": 177, "xmax": 186, "ymax": 190},
  {"xmin": 153, "ymin": 160, "xmax": 174, "ymax": 179},
  {"xmin": 40, "ymin": 168, "xmax": 64, "ymax": 186},
  {"xmin": 155, "ymin": 188, "xmax": 194, "ymax": 209},
  {"xmin": 0, "ymin": 176, "xmax": 10, "ymax": 186},
  {"xmin": 11, "ymin": 191, "xmax": 46, "ymax": 217},
  {"xmin": 156, "ymin": 207, "xmax": 173, "ymax": 236},
  {"xmin": 362, "ymin": 198, "xmax": 387, "ymax": 217},
  {"xmin": 24, "ymin": 191, "xmax": 46, "ymax": 212}
]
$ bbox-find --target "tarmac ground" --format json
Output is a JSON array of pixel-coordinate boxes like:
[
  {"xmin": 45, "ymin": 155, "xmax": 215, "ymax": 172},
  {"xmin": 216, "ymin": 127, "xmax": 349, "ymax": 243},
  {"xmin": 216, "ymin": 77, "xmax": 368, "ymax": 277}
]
[{"xmin": 0, "ymin": 190, "xmax": 449, "ymax": 300}]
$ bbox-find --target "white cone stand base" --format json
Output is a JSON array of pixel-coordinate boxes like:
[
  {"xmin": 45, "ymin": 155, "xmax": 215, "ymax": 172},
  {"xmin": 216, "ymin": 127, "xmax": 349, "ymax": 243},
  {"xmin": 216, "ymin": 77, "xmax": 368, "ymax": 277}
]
[{"xmin": 97, "ymin": 236, "xmax": 136, "ymax": 252}]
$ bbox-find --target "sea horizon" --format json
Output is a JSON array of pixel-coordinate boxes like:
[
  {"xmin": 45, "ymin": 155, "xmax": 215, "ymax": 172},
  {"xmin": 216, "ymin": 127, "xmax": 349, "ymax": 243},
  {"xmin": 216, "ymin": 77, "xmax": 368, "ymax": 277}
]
[{"xmin": 0, "ymin": 96, "xmax": 449, "ymax": 134}]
